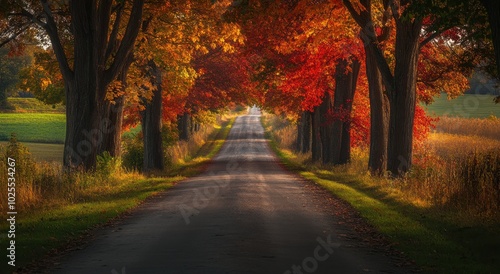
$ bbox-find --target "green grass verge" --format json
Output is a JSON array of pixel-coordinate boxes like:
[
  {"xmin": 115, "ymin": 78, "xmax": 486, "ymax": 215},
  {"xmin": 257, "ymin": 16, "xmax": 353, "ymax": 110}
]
[
  {"xmin": 0, "ymin": 116, "xmax": 235, "ymax": 274},
  {"xmin": 423, "ymin": 93, "xmax": 500, "ymax": 118},
  {"xmin": 263, "ymin": 119, "xmax": 500, "ymax": 273},
  {"xmin": 5, "ymin": 98, "xmax": 65, "ymax": 114},
  {"xmin": 0, "ymin": 113, "xmax": 66, "ymax": 143}
]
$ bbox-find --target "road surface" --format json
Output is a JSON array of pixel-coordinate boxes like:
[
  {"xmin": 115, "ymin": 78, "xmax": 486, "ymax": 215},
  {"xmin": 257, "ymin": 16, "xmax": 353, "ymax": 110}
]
[{"xmin": 51, "ymin": 108, "xmax": 409, "ymax": 274}]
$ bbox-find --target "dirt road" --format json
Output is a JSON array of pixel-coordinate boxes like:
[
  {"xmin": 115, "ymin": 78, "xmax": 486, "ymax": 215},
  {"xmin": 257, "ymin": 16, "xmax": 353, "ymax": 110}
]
[{"xmin": 52, "ymin": 108, "xmax": 409, "ymax": 274}]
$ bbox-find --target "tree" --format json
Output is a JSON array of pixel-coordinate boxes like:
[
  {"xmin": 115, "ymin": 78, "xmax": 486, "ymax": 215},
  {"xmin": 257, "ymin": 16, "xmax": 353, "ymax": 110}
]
[
  {"xmin": 343, "ymin": 0, "xmax": 484, "ymax": 176},
  {"xmin": 0, "ymin": 47, "xmax": 30, "ymax": 108},
  {"xmin": 118, "ymin": 0, "xmax": 245, "ymax": 171},
  {"xmin": 18, "ymin": 47, "xmax": 65, "ymax": 105},
  {"xmin": 1, "ymin": 0, "xmax": 145, "ymax": 170}
]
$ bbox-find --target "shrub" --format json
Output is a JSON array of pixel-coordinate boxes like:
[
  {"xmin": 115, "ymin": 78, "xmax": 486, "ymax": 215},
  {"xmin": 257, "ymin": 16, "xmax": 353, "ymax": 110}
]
[
  {"xmin": 96, "ymin": 151, "xmax": 122, "ymax": 178},
  {"xmin": 122, "ymin": 133, "xmax": 144, "ymax": 172}
]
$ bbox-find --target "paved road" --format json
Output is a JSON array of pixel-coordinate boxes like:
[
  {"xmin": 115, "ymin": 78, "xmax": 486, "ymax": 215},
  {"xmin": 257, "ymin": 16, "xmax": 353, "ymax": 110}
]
[{"xmin": 52, "ymin": 108, "xmax": 408, "ymax": 274}]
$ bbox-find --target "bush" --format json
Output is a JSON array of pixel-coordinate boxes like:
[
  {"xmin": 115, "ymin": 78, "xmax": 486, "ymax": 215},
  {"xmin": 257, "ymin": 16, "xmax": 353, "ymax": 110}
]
[
  {"xmin": 122, "ymin": 133, "xmax": 144, "ymax": 172},
  {"xmin": 96, "ymin": 151, "xmax": 122, "ymax": 178}
]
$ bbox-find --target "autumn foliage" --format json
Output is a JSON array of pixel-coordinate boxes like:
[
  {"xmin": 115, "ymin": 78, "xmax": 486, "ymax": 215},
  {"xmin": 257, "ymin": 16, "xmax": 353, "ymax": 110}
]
[{"xmin": 1, "ymin": 0, "xmax": 488, "ymax": 174}]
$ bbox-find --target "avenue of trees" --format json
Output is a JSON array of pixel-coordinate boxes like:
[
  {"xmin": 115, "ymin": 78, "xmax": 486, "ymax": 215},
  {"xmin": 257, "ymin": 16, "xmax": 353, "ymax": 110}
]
[{"xmin": 0, "ymin": 0, "xmax": 499, "ymax": 177}]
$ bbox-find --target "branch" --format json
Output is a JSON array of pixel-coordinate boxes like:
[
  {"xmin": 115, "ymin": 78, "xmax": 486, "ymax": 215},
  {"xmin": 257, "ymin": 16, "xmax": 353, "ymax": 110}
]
[
  {"xmin": 0, "ymin": 23, "xmax": 32, "ymax": 48},
  {"xmin": 105, "ymin": 0, "xmax": 145, "ymax": 86},
  {"xmin": 105, "ymin": 3, "xmax": 124, "ymax": 61},
  {"xmin": 40, "ymin": 0, "xmax": 73, "ymax": 83},
  {"xmin": 96, "ymin": 0, "xmax": 113, "ymax": 67},
  {"xmin": 419, "ymin": 31, "xmax": 440, "ymax": 48},
  {"xmin": 342, "ymin": 0, "xmax": 367, "ymax": 28}
]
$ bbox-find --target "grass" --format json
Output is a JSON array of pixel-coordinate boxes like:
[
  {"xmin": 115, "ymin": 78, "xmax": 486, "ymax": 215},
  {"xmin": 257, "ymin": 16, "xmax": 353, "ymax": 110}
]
[
  {"xmin": 0, "ymin": 115, "xmax": 235, "ymax": 274},
  {"xmin": 423, "ymin": 93, "xmax": 500, "ymax": 118},
  {"xmin": 0, "ymin": 142, "xmax": 63, "ymax": 162},
  {"xmin": 262, "ymin": 113, "xmax": 500, "ymax": 273},
  {"xmin": 4, "ymin": 98, "xmax": 65, "ymax": 114},
  {"xmin": 0, "ymin": 113, "xmax": 66, "ymax": 143},
  {"xmin": 434, "ymin": 116, "xmax": 500, "ymax": 140}
]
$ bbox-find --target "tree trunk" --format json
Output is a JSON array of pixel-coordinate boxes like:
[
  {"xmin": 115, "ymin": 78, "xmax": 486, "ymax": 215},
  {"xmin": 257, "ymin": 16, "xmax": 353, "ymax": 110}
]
[
  {"xmin": 63, "ymin": 0, "xmax": 97, "ymax": 170},
  {"xmin": 480, "ymin": 0, "xmax": 500, "ymax": 80},
  {"xmin": 294, "ymin": 111, "xmax": 312, "ymax": 154},
  {"xmin": 97, "ymin": 55, "xmax": 133, "ymax": 159},
  {"xmin": 364, "ymin": 44, "xmax": 389, "ymax": 176},
  {"xmin": 141, "ymin": 60, "xmax": 164, "ymax": 172},
  {"xmin": 339, "ymin": 59, "xmax": 361, "ymax": 164},
  {"xmin": 330, "ymin": 61, "xmax": 347, "ymax": 165},
  {"xmin": 319, "ymin": 90, "xmax": 333, "ymax": 164},
  {"xmin": 178, "ymin": 113, "xmax": 191, "ymax": 141},
  {"xmin": 387, "ymin": 18, "xmax": 422, "ymax": 176},
  {"xmin": 311, "ymin": 107, "xmax": 321, "ymax": 162},
  {"xmin": 327, "ymin": 59, "xmax": 361, "ymax": 165},
  {"xmin": 61, "ymin": 0, "xmax": 144, "ymax": 171},
  {"xmin": 296, "ymin": 114, "xmax": 304, "ymax": 152},
  {"xmin": 302, "ymin": 111, "xmax": 312, "ymax": 153}
]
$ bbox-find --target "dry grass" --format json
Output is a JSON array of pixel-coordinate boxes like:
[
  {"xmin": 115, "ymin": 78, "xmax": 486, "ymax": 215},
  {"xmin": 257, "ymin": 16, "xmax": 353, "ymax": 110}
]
[
  {"xmin": 167, "ymin": 125, "xmax": 216, "ymax": 165},
  {"xmin": 265, "ymin": 113, "xmax": 500, "ymax": 218},
  {"xmin": 435, "ymin": 116, "xmax": 500, "ymax": 141},
  {"xmin": 0, "ymin": 140, "xmax": 145, "ymax": 213},
  {"xmin": 166, "ymin": 115, "xmax": 231, "ymax": 166}
]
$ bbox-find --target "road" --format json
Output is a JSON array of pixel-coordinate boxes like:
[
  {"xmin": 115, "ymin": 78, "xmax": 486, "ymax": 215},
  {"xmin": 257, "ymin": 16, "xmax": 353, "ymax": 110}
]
[{"xmin": 51, "ymin": 108, "xmax": 409, "ymax": 274}]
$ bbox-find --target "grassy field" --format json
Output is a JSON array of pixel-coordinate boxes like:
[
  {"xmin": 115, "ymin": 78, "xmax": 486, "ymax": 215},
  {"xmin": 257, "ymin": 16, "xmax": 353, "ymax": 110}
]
[
  {"xmin": 423, "ymin": 93, "xmax": 500, "ymax": 118},
  {"xmin": 4, "ymin": 98, "xmax": 65, "ymax": 113},
  {"xmin": 262, "ymin": 113, "xmax": 500, "ymax": 273},
  {"xmin": 0, "ymin": 113, "xmax": 66, "ymax": 143}
]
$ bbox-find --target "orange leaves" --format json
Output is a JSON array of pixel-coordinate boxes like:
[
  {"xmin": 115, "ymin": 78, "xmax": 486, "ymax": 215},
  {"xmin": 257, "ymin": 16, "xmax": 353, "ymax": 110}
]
[{"xmin": 418, "ymin": 37, "xmax": 470, "ymax": 104}]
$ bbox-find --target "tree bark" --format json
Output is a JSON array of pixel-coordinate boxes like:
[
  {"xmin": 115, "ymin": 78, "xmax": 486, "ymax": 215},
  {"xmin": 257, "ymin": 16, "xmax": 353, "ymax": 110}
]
[
  {"xmin": 178, "ymin": 113, "xmax": 191, "ymax": 141},
  {"xmin": 63, "ymin": 0, "xmax": 98, "ymax": 170},
  {"xmin": 302, "ymin": 111, "xmax": 312, "ymax": 153},
  {"xmin": 387, "ymin": 18, "xmax": 422, "ymax": 176},
  {"xmin": 97, "ymin": 54, "xmax": 133, "ymax": 159},
  {"xmin": 296, "ymin": 114, "xmax": 304, "ymax": 152},
  {"xmin": 328, "ymin": 59, "xmax": 360, "ymax": 165},
  {"xmin": 319, "ymin": 90, "xmax": 333, "ymax": 164},
  {"xmin": 311, "ymin": 107, "xmax": 321, "ymax": 162},
  {"xmin": 141, "ymin": 60, "xmax": 164, "ymax": 172},
  {"xmin": 296, "ymin": 111, "xmax": 312, "ymax": 154},
  {"xmin": 364, "ymin": 44, "xmax": 389, "ymax": 176},
  {"xmin": 339, "ymin": 59, "xmax": 361, "ymax": 164}
]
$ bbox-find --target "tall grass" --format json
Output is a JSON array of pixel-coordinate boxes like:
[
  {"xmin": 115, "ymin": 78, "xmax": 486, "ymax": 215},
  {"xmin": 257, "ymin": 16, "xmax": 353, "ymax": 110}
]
[
  {"xmin": 264, "ymin": 113, "xmax": 500, "ymax": 218},
  {"xmin": 167, "ymin": 123, "xmax": 217, "ymax": 166},
  {"xmin": 435, "ymin": 116, "xmax": 500, "ymax": 141},
  {"xmin": 0, "ymin": 135, "xmax": 142, "ymax": 213}
]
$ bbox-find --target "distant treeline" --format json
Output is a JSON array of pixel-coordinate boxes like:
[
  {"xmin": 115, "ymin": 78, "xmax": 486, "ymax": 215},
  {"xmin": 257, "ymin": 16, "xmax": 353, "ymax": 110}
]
[{"xmin": 466, "ymin": 72, "xmax": 500, "ymax": 95}]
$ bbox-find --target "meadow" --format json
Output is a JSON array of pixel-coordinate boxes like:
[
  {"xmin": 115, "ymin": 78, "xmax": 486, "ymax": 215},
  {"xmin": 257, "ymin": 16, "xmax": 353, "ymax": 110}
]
[
  {"xmin": 422, "ymin": 93, "xmax": 500, "ymax": 118},
  {"xmin": 0, "ymin": 113, "xmax": 66, "ymax": 143},
  {"xmin": 4, "ymin": 98, "xmax": 66, "ymax": 113}
]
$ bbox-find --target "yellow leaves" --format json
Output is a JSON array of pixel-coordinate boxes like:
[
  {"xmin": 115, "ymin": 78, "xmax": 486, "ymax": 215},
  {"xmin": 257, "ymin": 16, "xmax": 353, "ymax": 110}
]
[
  {"xmin": 40, "ymin": 78, "xmax": 52, "ymax": 90},
  {"xmin": 106, "ymin": 80, "xmax": 127, "ymax": 104}
]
